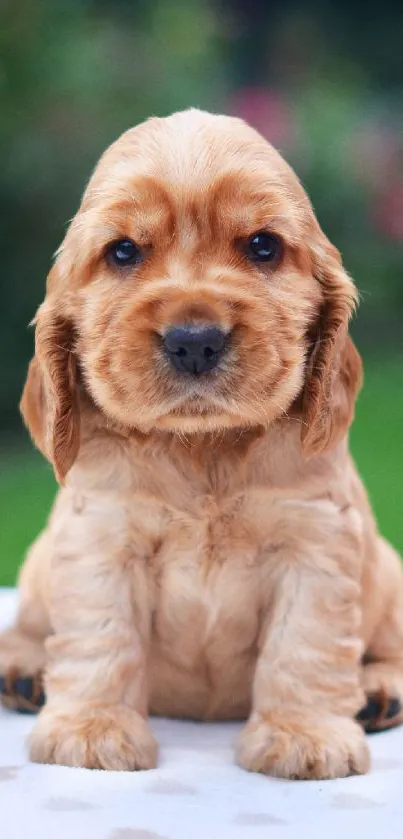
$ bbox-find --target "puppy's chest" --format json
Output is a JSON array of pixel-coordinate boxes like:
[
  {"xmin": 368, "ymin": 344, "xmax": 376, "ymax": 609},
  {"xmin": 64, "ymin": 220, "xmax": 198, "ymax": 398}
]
[{"xmin": 139, "ymin": 488, "xmax": 274, "ymax": 658}]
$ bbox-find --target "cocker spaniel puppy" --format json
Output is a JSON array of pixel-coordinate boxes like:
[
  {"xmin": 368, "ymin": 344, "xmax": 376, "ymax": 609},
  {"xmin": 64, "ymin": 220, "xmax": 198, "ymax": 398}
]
[{"xmin": 1, "ymin": 109, "xmax": 403, "ymax": 779}]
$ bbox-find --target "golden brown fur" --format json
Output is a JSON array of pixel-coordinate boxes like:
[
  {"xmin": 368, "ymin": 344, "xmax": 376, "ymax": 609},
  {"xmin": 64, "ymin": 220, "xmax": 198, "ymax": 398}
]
[{"xmin": 2, "ymin": 109, "xmax": 403, "ymax": 779}]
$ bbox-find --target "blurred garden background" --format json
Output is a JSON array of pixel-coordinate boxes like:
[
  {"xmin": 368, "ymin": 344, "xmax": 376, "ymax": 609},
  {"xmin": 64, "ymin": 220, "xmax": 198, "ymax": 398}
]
[{"xmin": 1, "ymin": 0, "xmax": 402, "ymax": 584}]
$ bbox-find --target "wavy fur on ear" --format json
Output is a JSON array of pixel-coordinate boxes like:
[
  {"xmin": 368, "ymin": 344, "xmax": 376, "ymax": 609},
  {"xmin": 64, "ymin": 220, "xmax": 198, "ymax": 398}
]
[
  {"xmin": 301, "ymin": 239, "xmax": 363, "ymax": 456},
  {"xmin": 20, "ymin": 267, "xmax": 80, "ymax": 484},
  {"xmin": 20, "ymin": 356, "xmax": 47, "ymax": 458}
]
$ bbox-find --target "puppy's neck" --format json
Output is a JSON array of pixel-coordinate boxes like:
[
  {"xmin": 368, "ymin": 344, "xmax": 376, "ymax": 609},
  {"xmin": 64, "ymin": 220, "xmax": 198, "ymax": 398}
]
[
  {"xmin": 161, "ymin": 426, "xmax": 265, "ymax": 458},
  {"xmin": 77, "ymin": 383, "xmax": 342, "ymax": 485}
]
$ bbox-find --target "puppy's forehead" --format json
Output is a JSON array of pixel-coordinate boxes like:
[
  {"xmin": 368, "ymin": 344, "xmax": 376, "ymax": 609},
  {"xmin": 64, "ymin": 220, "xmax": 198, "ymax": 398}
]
[{"xmin": 85, "ymin": 109, "xmax": 308, "ymax": 211}]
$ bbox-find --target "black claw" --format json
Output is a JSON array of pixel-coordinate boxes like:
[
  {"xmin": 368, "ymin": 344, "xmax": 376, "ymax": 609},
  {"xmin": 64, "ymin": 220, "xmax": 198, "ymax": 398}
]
[
  {"xmin": 357, "ymin": 693, "xmax": 402, "ymax": 733},
  {"xmin": 0, "ymin": 674, "xmax": 45, "ymax": 714},
  {"xmin": 357, "ymin": 695, "xmax": 383, "ymax": 722}
]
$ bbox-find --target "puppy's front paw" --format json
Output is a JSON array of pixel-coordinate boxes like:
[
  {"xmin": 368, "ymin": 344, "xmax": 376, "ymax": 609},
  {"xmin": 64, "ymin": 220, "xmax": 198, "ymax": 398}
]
[
  {"xmin": 236, "ymin": 713, "xmax": 370, "ymax": 780},
  {"xmin": 29, "ymin": 702, "xmax": 158, "ymax": 770}
]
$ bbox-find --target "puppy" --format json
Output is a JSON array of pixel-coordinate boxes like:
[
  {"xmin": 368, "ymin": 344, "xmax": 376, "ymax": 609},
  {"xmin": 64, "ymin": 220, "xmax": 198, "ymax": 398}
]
[{"xmin": 1, "ymin": 109, "xmax": 403, "ymax": 779}]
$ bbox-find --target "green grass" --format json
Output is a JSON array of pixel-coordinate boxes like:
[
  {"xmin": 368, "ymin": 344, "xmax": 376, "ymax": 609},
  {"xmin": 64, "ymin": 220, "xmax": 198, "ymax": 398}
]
[
  {"xmin": 0, "ymin": 450, "xmax": 56, "ymax": 585},
  {"xmin": 350, "ymin": 359, "xmax": 403, "ymax": 555},
  {"xmin": 0, "ymin": 358, "xmax": 402, "ymax": 586}
]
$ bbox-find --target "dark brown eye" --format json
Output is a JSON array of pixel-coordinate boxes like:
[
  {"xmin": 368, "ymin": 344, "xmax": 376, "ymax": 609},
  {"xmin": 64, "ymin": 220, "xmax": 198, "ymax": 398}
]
[
  {"xmin": 108, "ymin": 239, "xmax": 141, "ymax": 267},
  {"xmin": 247, "ymin": 231, "xmax": 280, "ymax": 263}
]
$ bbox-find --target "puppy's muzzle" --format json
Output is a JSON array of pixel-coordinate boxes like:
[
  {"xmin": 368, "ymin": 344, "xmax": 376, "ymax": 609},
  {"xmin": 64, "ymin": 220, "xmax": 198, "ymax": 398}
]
[{"xmin": 163, "ymin": 324, "xmax": 227, "ymax": 375}]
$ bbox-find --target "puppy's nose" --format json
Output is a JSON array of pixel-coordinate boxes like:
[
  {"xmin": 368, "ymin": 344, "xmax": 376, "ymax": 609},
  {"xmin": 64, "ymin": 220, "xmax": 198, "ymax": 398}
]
[{"xmin": 163, "ymin": 324, "xmax": 227, "ymax": 375}]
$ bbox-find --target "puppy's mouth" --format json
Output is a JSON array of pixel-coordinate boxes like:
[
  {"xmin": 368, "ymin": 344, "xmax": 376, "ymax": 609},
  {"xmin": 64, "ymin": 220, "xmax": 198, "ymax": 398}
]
[
  {"xmin": 148, "ymin": 363, "xmax": 239, "ymax": 430},
  {"xmin": 161, "ymin": 381, "xmax": 229, "ymax": 416}
]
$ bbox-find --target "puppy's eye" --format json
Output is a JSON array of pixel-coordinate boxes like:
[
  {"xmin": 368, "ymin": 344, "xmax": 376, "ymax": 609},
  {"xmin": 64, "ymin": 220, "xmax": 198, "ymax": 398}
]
[
  {"xmin": 247, "ymin": 231, "xmax": 281, "ymax": 263},
  {"xmin": 108, "ymin": 239, "xmax": 141, "ymax": 267}
]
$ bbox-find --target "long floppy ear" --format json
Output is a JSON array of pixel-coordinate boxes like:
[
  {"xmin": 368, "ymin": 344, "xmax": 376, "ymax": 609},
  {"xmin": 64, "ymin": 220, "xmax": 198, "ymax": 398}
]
[
  {"xmin": 301, "ymin": 237, "xmax": 363, "ymax": 457},
  {"xmin": 20, "ymin": 270, "xmax": 80, "ymax": 483},
  {"xmin": 20, "ymin": 356, "xmax": 47, "ymax": 458}
]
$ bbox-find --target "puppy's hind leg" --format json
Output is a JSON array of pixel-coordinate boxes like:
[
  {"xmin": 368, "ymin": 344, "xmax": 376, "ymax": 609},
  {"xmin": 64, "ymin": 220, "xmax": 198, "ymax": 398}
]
[
  {"xmin": 0, "ymin": 530, "xmax": 51, "ymax": 713},
  {"xmin": 358, "ymin": 539, "xmax": 403, "ymax": 733}
]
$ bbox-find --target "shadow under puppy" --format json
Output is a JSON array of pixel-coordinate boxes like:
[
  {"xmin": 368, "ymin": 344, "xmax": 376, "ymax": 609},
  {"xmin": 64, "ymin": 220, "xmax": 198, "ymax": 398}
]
[{"xmin": 1, "ymin": 109, "xmax": 403, "ymax": 779}]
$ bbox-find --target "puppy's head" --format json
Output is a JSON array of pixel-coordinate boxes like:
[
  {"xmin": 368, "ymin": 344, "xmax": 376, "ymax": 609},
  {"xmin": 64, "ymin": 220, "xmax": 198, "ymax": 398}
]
[{"xmin": 21, "ymin": 109, "xmax": 362, "ymax": 481}]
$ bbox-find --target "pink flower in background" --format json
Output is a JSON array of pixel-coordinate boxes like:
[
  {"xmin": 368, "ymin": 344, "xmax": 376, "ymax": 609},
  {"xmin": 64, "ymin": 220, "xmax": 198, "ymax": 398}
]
[
  {"xmin": 228, "ymin": 87, "xmax": 295, "ymax": 149},
  {"xmin": 350, "ymin": 123, "xmax": 400, "ymax": 189},
  {"xmin": 355, "ymin": 121, "xmax": 403, "ymax": 240},
  {"xmin": 373, "ymin": 178, "xmax": 403, "ymax": 240}
]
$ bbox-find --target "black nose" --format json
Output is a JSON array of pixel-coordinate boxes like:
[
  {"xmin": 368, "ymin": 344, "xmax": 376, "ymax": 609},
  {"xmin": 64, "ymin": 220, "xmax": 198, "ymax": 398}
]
[{"xmin": 163, "ymin": 324, "xmax": 227, "ymax": 375}]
